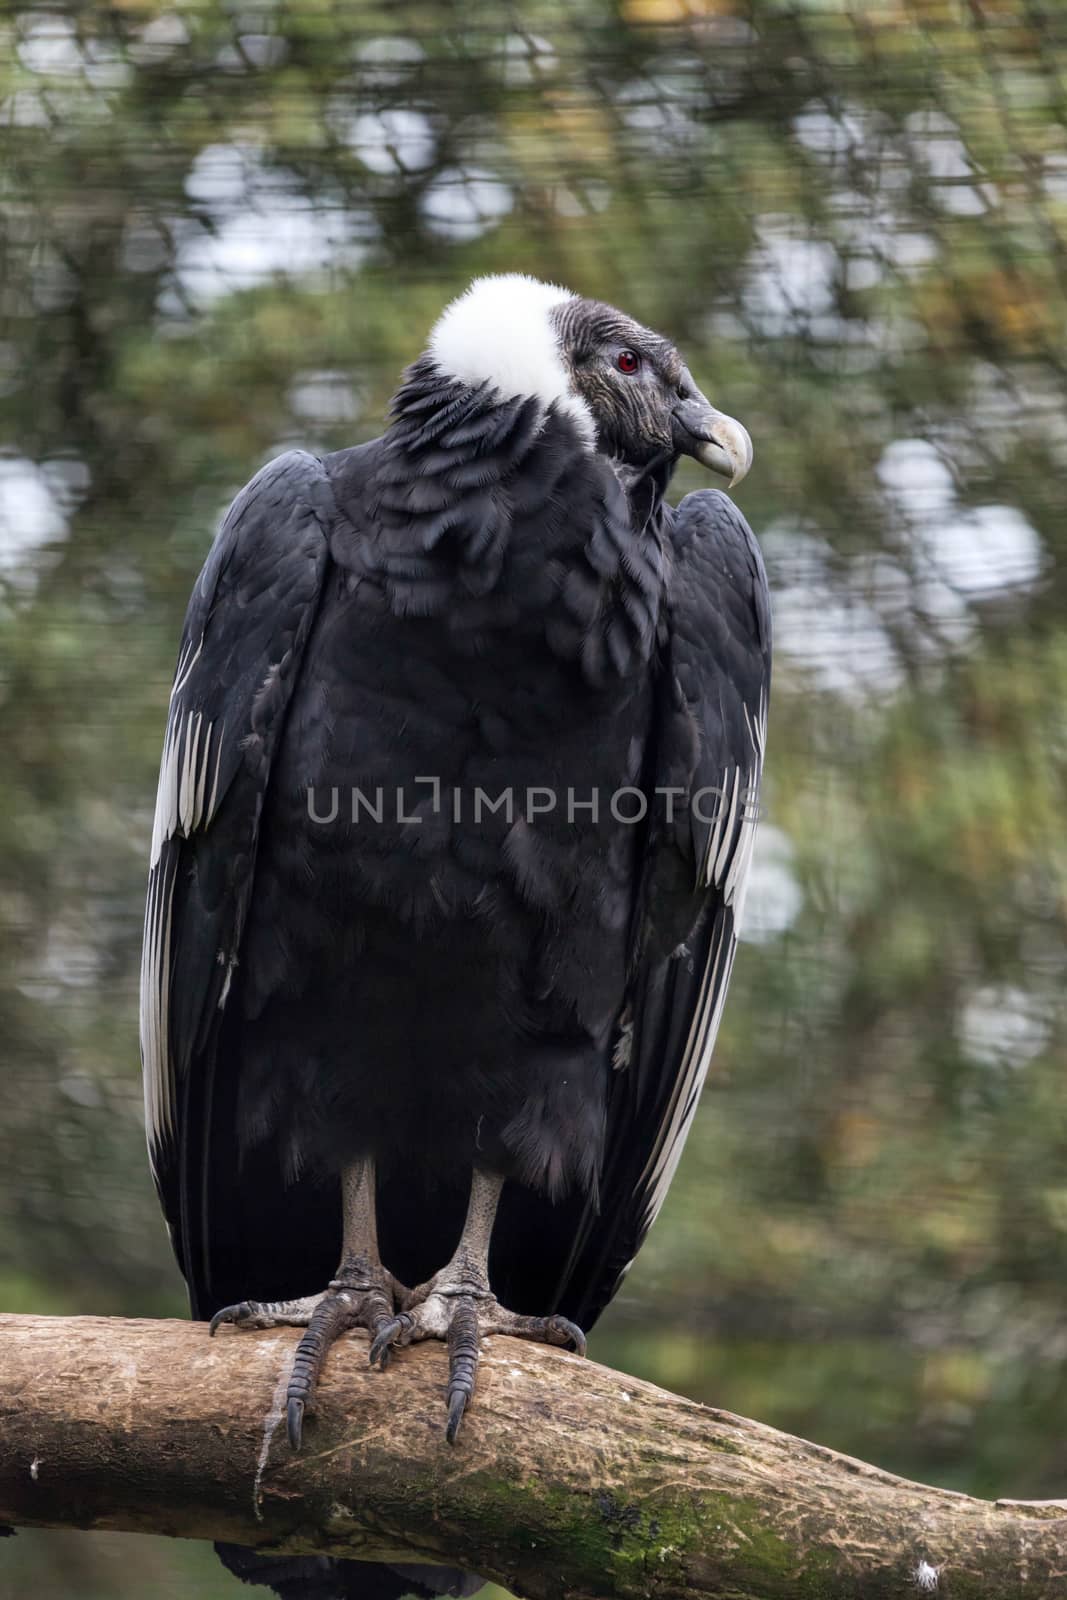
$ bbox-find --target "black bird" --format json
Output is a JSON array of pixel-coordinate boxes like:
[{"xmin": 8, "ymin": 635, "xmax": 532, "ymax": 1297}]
[{"xmin": 141, "ymin": 274, "xmax": 770, "ymax": 1598}]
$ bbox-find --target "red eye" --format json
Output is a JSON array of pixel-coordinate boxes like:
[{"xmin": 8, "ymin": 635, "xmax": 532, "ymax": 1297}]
[{"xmin": 616, "ymin": 349, "xmax": 640, "ymax": 374}]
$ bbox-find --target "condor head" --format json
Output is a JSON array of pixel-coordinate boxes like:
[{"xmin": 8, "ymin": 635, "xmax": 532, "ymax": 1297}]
[
  {"xmin": 428, "ymin": 273, "xmax": 752, "ymax": 486},
  {"xmin": 557, "ymin": 296, "xmax": 752, "ymax": 486}
]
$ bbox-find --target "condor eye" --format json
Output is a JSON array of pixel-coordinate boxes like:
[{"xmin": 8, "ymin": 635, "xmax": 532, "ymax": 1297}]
[{"xmin": 616, "ymin": 349, "xmax": 640, "ymax": 375}]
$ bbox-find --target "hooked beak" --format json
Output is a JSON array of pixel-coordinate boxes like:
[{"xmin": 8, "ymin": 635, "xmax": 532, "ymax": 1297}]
[{"xmin": 672, "ymin": 380, "xmax": 753, "ymax": 488}]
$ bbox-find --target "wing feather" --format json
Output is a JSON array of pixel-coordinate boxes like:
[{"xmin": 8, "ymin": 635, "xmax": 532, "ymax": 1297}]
[
  {"xmin": 140, "ymin": 450, "xmax": 334, "ymax": 1251},
  {"xmin": 555, "ymin": 488, "xmax": 771, "ymax": 1328}
]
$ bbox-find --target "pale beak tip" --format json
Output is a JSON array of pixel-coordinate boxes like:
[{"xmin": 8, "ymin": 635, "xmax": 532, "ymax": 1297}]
[
  {"xmin": 695, "ymin": 418, "xmax": 753, "ymax": 488},
  {"xmin": 728, "ymin": 422, "xmax": 754, "ymax": 487}
]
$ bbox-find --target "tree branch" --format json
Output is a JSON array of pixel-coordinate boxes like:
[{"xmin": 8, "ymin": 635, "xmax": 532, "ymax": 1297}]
[{"xmin": 1, "ymin": 1314, "xmax": 1064, "ymax": 1598}]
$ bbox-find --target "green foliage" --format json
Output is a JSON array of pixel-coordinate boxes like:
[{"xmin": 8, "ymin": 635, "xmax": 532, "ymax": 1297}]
[{"xmin": 2, "ymin": 1, "xmax": 1066, "ymax": 1594}]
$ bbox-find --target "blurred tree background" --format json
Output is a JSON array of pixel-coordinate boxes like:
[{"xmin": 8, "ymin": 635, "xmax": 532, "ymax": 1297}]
[{"xmin": 1, "ymin": 0, "xmax": 1066, "ymax": 1595}]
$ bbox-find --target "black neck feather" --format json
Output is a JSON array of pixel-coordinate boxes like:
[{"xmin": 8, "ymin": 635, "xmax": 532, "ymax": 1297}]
[{"xmin": 349, "ymin": 359, "xmax": 669, "ymax": 683}]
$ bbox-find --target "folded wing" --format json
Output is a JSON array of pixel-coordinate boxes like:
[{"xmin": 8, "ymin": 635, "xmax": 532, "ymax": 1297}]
[
  {"xmin": 555, "ymin": 488, "xmax": 771, "ymax": 1328},
  {"xmin": 140, "ymin": 450, "xmax": 334, "ymax": 1291}
]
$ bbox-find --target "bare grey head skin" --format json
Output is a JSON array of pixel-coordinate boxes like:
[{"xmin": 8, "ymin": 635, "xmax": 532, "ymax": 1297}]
[{"xmin": 550, "ymin": 294, "xmax": 753, "ymax": 485}]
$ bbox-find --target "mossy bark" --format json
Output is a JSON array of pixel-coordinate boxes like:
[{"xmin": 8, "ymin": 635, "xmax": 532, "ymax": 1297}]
[{"xmin": 0, "ymin": 1314, "xmax": 1064, "ymax": 1598}]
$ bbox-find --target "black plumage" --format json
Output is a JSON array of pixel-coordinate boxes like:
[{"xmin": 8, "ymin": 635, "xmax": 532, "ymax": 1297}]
[{"xmin": 141, "ymin": 276, "xmax": 770, "ymax": 1599}]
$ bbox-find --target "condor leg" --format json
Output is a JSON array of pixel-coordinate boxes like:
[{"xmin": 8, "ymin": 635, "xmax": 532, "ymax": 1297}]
[
  {"xmin": 369, "ymin": 1168, "xmax": 586, "ymax": 1442},
  {"xmin": 209, "ymin": 1158, "xmax": 398, "ymax": 1449}
]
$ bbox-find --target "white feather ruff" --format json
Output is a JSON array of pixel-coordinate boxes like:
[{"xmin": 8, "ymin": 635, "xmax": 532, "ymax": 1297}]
[{"xmin": 428, "ymin": 273, "xmax": 596, "ymax": 446}]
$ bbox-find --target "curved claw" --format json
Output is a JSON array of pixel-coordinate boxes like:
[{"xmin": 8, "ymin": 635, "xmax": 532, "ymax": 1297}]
[
  {"xmin": 369, "ymin": 1314, "xmax": 411, "ymax": 1367},
  {"xmin": 287, "ymin": 1397, "xmax": 305, "ymax": 1450},
  {"xmin": 208, "ymin": 1302, "xmax": 246, "ymax": 1336},
  {"xmin": 551, "ymin": 1316, "xmax": 587, "ymax": 1357}
]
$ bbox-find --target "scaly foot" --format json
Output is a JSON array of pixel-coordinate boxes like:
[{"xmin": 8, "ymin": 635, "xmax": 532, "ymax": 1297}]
[
  {"xmin": 209, "ymin": 1255, "xmax": 400, "ymax": 1449},
  {"xmin": 369, "ymin": 1273, "xmax": 585, "ymax": 1443}
]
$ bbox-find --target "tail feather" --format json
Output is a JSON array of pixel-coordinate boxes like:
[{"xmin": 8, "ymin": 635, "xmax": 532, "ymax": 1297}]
[{"xmin": 215, "ymin": 1544, "xmax": 485, "ymax": 1600}]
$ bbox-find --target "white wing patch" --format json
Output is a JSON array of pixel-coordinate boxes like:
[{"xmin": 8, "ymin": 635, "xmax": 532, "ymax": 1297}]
[
  {"xmin": 702, "ymin": 684, "xmax": 767, "ymax": 915},
  {"xmin": 142, "ymin": 639, "xmax": 230, "ymax": 1157},
  {"xmin": 612, "ymin": 1010, "xmax": 634, "ymax": 1071},
  {"xmin": 149, "ymin": 642, "xmax": 226, "ymax": 868},
  {"xmin": 724, "ymin": 684, "xmax": 767, "ymax": 930},
  {"xmin": 637, "ymin": 913, "xmax": 736, "ymax": 1234},
  {"xmin": 141, "ymin": 851, "xmax": 177, "ymax": 1149}
]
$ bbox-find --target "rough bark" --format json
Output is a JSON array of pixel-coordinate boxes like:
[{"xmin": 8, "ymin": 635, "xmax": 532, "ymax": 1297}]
[{"xmin": 0, "ymin": 1314, "xmax": 1064, "ymax": 1598}]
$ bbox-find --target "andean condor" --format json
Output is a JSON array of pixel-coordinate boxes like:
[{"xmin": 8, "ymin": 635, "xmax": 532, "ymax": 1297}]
[{"xmin": 141, "ymin": 274, "xmax": 770, "ymax": 1599}]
